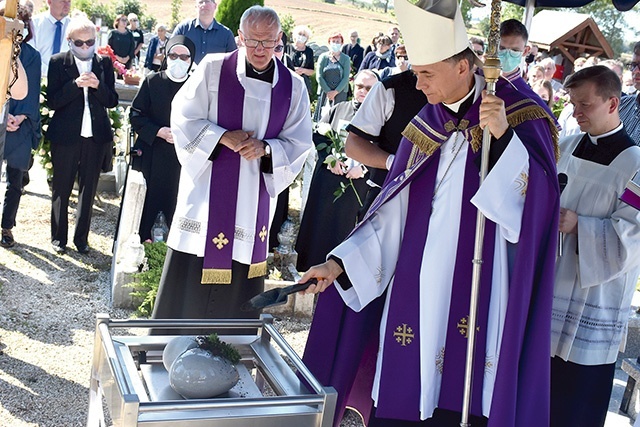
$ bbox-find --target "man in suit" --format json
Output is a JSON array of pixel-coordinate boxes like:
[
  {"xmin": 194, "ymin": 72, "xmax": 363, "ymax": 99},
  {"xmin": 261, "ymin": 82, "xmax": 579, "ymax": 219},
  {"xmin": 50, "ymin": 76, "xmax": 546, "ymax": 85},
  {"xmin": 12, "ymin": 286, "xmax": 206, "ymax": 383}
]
[
  {"xmin": 46, "ymin": 16, "xmax": 119, "ymax": 254},
  {"xmin": 29, "ymin": 0, "xmax": 71, "ymax": 75}
]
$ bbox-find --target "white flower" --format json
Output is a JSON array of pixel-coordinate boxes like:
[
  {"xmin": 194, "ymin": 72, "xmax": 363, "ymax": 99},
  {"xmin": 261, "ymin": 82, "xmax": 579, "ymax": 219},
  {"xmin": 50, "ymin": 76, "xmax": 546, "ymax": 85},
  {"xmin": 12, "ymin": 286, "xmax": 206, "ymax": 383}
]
[
  {"xmin": 48, "ymin": 110, "xmax": 54, "ymax": 118},
  {"xmin": 42, "ymin": 124, "xmax": 48, "ymax": 132},
  {"xmin": 41, "ymin": 107, "xmax": 49, "ymax": 116},
  {"xmin": 110, "ymin": 118, "xmax": 114, "ymax": 125},
  {"xmin": 45, "ymin": 162, "xmax": 53, "ymax": 169},
  {"xmin": 316, "ymin": 122, "xmax": 332, "ymax": 136},
  {"xmin": 115, "ymin": 128, "xmax": 124, "ymax": 138},
  {"xmin": 39, "ymin": 94, "xmax": 45, "ymax": 103},
  {"xmin": 113, "ymin": 136, "xmax": 120, "ymax": 144},
  {"xmin": 39, "ymin": 149, "xmax": 46, "ymax": 155}
]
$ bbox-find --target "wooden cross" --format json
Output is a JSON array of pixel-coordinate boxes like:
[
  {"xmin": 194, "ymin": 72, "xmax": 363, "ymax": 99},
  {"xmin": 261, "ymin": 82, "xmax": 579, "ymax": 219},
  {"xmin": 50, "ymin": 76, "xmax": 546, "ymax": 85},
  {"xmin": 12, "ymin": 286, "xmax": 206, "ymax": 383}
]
[
  {"xmin": 212, "ymin": 232, "xmax": 229, "ymax": 250},
  {"xmin": 0, "ymin": 0, "xmax": 23, "ymax": 102},
  {"xmin": 393, "ymin": 323, "xmax": 414, "ymax": 346}
]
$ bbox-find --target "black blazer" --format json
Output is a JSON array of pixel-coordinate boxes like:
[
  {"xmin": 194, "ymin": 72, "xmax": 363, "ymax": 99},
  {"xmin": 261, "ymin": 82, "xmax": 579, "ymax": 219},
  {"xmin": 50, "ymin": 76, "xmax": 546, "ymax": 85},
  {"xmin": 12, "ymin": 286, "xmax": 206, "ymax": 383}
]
[{"xmin": 46, "ymin": 51, "xmax": 119, "ymax": 145}]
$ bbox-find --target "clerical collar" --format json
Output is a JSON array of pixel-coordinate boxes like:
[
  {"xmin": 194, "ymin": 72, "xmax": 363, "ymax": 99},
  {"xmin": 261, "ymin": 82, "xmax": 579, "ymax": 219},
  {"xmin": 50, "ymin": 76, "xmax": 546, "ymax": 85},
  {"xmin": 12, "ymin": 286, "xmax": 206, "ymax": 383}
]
[
  {"xmin": 587, "ymin": 122, "xmax": 623, "ymax": 145},
  {"xmin": 573, "ymin": 123, "xmax": 634, "ymax": 165},
  {"xmin": 245, "ymin": 59, "xmax": 274, "ymax": 83},
  {"xmin": 442, "ymin": 84, "xmax": 475, "ymax": 114}
]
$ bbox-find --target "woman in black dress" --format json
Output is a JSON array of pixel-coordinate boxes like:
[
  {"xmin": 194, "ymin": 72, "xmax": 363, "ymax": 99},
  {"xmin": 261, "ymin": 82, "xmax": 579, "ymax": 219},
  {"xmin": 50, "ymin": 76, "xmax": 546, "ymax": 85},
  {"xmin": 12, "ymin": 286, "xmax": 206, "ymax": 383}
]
[
  {"xmin": 108, "ymin": 14, "xmax": 135, "ymax": 69},
  {"xmin": 286, "ymin": 25, "xmax": 315, "ymax": 96},
  {"xmin": 130, "ymin": 36, "xmax": 196, "ymax": 241}
]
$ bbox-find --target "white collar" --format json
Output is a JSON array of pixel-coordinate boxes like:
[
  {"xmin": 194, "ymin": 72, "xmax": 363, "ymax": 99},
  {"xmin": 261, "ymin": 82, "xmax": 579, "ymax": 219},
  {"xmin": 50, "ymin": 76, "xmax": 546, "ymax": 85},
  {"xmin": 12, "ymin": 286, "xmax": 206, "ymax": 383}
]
[
  {"xmin": 442, "ymin": 78, "xmax": 477, "ymax": 113},
  {"xmin": 588, "ymin": 122, "xmax": 623, "ymax": 144}
]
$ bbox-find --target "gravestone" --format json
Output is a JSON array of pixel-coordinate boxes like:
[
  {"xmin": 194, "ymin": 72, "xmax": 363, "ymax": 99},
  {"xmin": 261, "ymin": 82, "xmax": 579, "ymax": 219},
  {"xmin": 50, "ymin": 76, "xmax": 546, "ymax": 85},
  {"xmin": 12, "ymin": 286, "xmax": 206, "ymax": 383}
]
[{"xmin": 110, "ymin": 169, "xmax": 147, "ymax": 308}]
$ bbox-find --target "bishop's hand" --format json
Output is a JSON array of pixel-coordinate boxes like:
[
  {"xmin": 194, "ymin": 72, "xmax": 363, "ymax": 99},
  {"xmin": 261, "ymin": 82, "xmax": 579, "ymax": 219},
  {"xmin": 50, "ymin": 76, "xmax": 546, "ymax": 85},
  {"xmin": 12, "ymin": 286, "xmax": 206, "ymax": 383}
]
[{"xmin": 479, "ymin": 90, "xmax": 509, "ymax": 140}]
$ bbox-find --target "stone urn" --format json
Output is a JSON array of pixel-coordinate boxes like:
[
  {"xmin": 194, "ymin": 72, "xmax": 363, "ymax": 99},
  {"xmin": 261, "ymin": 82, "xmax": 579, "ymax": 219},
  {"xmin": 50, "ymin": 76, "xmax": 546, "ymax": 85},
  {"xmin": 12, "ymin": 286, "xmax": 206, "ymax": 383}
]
[{"xmin": 162, "ymin": 335, "xmax": 241, "ymax": 399}]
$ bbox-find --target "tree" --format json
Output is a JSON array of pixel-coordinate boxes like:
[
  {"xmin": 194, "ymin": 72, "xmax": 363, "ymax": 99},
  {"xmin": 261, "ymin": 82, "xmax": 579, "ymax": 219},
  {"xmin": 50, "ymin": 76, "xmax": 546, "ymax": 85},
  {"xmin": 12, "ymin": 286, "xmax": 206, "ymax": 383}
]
[
  {"xmin": 73, "ymin": 0, "xmax": 114, "ymax": 28},
  {"xmin": 216, "ymin": 0, "xmax": 264, "ymax": 35},
  {"xmin": 171, "ymin": 0, "xmax": 183, "ymax": 30}
]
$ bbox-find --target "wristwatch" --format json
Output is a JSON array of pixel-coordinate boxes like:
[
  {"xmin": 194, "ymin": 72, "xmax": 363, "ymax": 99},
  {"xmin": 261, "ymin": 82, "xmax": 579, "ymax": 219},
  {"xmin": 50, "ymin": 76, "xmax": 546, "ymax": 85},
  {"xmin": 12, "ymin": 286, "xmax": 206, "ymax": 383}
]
[{"xmin": 263, "ymin": 141, "xmax": 271, "ymax": 157}]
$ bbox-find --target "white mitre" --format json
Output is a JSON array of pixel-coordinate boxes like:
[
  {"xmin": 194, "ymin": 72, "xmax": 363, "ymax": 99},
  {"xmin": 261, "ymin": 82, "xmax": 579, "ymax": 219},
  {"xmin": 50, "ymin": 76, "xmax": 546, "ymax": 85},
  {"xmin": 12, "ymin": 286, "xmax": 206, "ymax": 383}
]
[{"xmin": 395, "ymin": 0, "xmax": 474, "ymax": 66}]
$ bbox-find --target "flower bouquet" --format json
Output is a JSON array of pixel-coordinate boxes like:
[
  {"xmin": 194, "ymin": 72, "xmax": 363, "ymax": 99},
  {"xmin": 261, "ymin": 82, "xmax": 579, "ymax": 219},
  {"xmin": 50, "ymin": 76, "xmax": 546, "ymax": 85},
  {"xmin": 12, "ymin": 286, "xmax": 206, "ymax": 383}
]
[
  {"xmin": 97, "ymin": 44, "xmax": 126, "ymax": 76},
  {"xmin": 315, "ymin": 122, "xmax": 363, "ymax": 206}
]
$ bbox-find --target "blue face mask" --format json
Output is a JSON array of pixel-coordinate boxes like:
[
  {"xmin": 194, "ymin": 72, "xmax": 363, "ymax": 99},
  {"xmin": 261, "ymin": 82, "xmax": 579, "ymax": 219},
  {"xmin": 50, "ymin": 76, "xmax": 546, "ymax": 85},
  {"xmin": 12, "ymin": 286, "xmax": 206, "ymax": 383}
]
[{"xmin": 498, "ymin": 49, "xmax": 523, "ymax": 73}]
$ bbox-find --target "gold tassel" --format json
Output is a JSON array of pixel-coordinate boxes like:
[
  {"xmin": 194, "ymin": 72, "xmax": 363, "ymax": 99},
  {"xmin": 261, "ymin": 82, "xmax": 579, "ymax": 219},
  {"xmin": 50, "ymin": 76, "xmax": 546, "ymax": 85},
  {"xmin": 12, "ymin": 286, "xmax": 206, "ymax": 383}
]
[
  {"xmin": 201, "ymin": 268, "xmax": 232, "ymax": 284},
  {"xmin": 402, "ymin": 122, "xmax": 441, "ymax": 156},
  {"xmin": 248, "ymin": 261, "xmax": 267, "ymax": 279}
]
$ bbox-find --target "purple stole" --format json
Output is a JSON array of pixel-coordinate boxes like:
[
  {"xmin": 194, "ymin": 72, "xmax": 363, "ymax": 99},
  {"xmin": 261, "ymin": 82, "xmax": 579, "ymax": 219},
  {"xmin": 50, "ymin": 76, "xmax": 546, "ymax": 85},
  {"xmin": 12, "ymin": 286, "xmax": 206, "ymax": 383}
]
[{"xmin": 201, "ymin": 51, "xmax": 292, "ymax": 284}]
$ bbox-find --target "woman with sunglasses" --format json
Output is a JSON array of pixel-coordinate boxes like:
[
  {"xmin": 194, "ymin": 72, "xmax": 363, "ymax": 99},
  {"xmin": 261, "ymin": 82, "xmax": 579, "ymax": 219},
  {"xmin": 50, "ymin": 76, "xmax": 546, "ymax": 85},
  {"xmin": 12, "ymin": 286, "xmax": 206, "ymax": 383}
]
[
  {"xmin": 46, "ymin": 16, "xmax": 119, "ymax": 254},
  {"xmin": 108, "ymin": 14, "xmax": 136, "ymax": 70},
  {"xmin": 130, "ymin": 36, "xmax": 197, "ymax": 242}
]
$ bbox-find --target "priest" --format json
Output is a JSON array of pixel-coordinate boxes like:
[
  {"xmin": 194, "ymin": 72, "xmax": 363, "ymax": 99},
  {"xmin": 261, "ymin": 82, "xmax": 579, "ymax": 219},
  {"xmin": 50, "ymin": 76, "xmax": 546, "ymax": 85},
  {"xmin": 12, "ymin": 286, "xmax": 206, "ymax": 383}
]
[
  {"xmin": 151, "ymin": 6, "xmax": 312, "ymax": 331},
  {"xmin": 298, "ymin": 0, "xmax": 560, "ymax": 425},
  {"xmin": 551, "ymin": 65, "xmax": 640, "ymax": 427}
]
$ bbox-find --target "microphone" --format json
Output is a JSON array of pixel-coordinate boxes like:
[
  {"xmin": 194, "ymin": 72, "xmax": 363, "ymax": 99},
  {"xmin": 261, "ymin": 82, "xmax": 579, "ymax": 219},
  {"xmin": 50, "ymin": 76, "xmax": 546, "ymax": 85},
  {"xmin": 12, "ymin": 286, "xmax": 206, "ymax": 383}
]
[{"xmin": 558, "ymin": 173, "xmax": 568, "ymax": 257}]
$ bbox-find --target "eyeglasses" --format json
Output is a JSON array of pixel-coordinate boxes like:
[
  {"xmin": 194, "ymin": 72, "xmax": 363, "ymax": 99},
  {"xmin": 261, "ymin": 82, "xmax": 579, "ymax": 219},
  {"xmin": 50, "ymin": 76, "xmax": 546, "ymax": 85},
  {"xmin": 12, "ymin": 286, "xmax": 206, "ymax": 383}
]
[
  {"xmin": 244, "ymin": 39, "xmax": 278, "ymax": 49},
  {"xmin": 627, "ymin": 62, "xmax": 640, "ymax": 71},
  {"xmin": 355, "ymin": 84, "xmax": 372, "ymax": 91},
  {"xmin": 71, "ymin": 38, "xmax": 96, "ymax": 47},
  {"xmin": 168, "ymin": 52, "xmax": 191, "ymax": 61},
  {"xmin": 274, "ymin": 45, "xmax": 284, "ymax": 53},
  {"xmin": 474, "ymin": 50, "xmax": 484, "ymax": 56},
  {"xmin": 396, "ymin": 55, "xmax": 408, "ymax": 60},
  {"xmin": 130, "ymin": 19, "xmax": 138, "ymax": 22}
]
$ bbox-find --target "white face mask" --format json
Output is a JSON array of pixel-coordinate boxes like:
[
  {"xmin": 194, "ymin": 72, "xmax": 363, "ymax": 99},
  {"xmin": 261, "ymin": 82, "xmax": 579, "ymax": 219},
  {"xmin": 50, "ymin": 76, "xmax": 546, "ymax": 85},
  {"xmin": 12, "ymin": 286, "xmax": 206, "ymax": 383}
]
[
  {"xmin": 330, "ymin": 43, "xmax": 341, "ymax": 53},
  {"xmin": 296, "ymin": 35, "xmax": 307, "ymax": 44},
  {"xmin": 166, "ymin": 58, "xmax": 191, "ymax": 82}
]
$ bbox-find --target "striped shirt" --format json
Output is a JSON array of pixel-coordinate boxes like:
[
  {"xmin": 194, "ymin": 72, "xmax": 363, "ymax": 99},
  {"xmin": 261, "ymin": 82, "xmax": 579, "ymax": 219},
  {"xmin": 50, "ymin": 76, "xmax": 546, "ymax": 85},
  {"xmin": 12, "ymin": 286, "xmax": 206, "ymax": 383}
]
[{"xmin": 619, "ymin": 94, "xmax": 640, "ymax": 146}]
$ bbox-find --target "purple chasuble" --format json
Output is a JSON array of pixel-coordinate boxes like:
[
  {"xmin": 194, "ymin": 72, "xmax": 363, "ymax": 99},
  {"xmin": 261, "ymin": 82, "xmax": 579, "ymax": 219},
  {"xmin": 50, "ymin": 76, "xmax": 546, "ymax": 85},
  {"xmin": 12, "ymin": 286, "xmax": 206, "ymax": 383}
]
[
  {"xmin": 202, "ymin": 50, "xmax": 292, "ymax": 284},
  {"xmin": 302, "ymin": 76, "xmax": 560, "ymax": 427}
]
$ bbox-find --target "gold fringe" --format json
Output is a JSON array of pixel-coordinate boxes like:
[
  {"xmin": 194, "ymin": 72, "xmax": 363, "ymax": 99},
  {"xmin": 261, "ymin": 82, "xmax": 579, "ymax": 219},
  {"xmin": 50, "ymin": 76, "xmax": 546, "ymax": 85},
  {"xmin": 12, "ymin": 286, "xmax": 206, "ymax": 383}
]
[
  {"xmin": 469, "ymin": 104, "xmax": 560, "ymax": 162},
  {"xmin": 201, "ymin": 268, "xmax": 232, "ymax": 284},
  {"xmin": 402, "ymin": 122, "xmax": 441, "ymax": 156},
  {"xmin": 248, "ymin": 261, "xmax": 267, "ymax": 279}
]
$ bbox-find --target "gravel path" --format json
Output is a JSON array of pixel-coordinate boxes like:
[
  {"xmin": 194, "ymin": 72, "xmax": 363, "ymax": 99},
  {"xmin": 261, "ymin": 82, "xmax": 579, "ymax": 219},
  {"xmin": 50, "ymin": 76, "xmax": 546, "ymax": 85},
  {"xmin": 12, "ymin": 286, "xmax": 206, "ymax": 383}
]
[{"xmin": 0, "ymin": 163, "xmax": 363, "ymax": 427}]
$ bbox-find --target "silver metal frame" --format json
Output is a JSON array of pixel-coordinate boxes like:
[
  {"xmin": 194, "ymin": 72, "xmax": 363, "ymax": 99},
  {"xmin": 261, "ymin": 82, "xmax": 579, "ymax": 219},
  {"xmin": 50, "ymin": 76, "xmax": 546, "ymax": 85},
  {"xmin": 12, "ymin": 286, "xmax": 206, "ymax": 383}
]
[{"xmin": 87, "ymin": 314, "xmax": 337, "ymax": 427}]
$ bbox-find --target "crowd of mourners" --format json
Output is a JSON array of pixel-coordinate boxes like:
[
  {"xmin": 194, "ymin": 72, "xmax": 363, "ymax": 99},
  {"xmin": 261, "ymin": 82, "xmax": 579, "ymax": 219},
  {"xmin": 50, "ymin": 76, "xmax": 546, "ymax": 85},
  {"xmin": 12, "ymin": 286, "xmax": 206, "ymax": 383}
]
[{"xmin": 2, "ymin": 1, "xmax": 640, "ymax": 426}]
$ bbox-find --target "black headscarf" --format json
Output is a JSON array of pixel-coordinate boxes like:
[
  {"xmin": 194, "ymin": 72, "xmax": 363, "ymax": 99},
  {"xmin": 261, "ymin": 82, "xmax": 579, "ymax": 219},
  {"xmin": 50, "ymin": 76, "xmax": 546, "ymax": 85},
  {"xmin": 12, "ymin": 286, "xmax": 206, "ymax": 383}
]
[{"xmin": 160, "ymin": 35, "xmax": 196, "ymax": 71}]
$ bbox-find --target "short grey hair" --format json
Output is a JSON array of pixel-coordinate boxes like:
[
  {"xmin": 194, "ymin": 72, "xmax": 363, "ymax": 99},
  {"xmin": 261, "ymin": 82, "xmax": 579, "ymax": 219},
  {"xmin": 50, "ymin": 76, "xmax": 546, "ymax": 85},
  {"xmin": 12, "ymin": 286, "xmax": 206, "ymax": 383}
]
[
  {"xmin": 66, "ymin": 16, "xmax": 96, "ymax": 39},
  {"xmin": 239, "ymin": 6, "xmax": 281, "ymax": 34}
]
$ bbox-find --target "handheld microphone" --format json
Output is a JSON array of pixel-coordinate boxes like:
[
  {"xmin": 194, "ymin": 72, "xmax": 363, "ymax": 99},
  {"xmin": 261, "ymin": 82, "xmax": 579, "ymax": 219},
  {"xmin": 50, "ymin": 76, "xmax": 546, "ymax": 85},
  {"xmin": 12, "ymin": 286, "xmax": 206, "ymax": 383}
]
[{"xmin": 558, "ymin": 173, "xmax": 568, "ymax": 257}]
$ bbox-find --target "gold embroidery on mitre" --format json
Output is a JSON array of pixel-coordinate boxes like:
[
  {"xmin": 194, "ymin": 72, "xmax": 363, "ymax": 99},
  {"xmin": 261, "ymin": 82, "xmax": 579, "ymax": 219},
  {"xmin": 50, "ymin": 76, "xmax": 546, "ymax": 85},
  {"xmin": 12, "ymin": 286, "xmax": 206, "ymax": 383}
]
[
  {"xmin": 515, "ymin": 171, "xmax": 528, "ymax": 196},
  {"xmin": 457, "ymin": 315, "xmax": 480, "ymax": 338},
  {"xmin": 394, "ymin": 323, "xmax": 415, "ymax": 346},
  {"xmin": 444, "ymin": 120, "xmax": 456, "ymax": 133},
  {"xmin": 212, "ymin": 232, "xmax": 229, "ymax": 250},
  {"xmin": 201, "ymin": 268, "xmax": 232, "ymax": 284},
  {"xmin": 248, "ymin": 261, "xmax": 267, "ymax": 279},
  {"xmin": 435, "ymin": 347, "xmax": 445, "ymax": 374},
  {"xmin": 402, "ymin": 122, "xmax": 441, "ymax": 156},
  {"xmin": 258, "ymin": 226, "xmax": 267, "ymax": 242}
]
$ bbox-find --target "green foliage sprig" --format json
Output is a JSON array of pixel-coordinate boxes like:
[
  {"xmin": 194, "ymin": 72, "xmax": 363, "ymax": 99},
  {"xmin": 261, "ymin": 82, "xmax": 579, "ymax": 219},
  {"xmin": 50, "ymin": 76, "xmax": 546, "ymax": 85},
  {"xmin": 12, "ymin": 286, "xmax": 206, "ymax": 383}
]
[
  {"xmin": 216, "ymin": 0, "xmax": 264, "ymax": 35},
  {"xmin": 128, "ymin": 241, "xmax": 167, "ymax": 317},
  {"xmin": 196, "ymin": 334, "xmax": 242, "ymax": 365}
]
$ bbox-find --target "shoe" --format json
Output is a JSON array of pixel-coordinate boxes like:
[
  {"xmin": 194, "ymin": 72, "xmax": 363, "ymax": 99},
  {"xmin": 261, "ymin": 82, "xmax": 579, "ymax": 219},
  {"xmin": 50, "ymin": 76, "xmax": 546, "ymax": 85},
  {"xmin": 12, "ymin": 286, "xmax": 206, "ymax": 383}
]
[
  {"xmin": 1, "ymin": 229, "xmax": 15, "ymax": 248},
  {"xmin": 76, "ymin": 245, "xmax": 90, "ymax": 254},
  {"xmin": 52, "ymin": 241, "xmax": 67, "ymax": 254}
]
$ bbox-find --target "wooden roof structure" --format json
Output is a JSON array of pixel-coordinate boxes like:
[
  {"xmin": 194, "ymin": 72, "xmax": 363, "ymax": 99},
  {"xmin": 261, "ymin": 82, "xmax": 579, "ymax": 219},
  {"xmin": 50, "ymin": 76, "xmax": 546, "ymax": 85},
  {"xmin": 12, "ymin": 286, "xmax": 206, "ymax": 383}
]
[{"xmin": 528, "ymin": 10, "xmax": 614, "ymax": 62}]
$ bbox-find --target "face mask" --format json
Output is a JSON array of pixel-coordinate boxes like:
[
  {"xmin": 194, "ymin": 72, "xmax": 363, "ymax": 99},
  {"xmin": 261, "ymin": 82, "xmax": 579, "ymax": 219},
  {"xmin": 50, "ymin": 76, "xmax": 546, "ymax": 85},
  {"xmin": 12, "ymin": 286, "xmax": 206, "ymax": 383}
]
[
  {"xmin": 330, "ymin": 43, "xmax": 341, "ymax": 53},
  {"xmin": 166, "ymin": 58, "xmax": 191, "ymax": 82},
  {"xmin": 296, "ymin": 35, "xmax": 307, "ymax": 44},
  {"xmin": 69, "ymin": 42, "xmax": 96, "ymax": 61},
  {"xmin": 498, "ymin": 49, "xmax": 523, "ymax": 73}
]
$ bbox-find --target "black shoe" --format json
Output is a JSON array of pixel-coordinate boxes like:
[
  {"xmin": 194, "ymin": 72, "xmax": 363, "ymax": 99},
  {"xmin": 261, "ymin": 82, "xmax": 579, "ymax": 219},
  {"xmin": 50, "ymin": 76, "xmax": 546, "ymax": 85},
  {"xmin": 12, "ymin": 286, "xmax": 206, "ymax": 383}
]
[
  {"xmin": 76, "ymin": 245, "xmax": 90, "ymax": 254},
  {"xmin": 1, "ymin": 229, "xmax": 15, "ymax": 248},
  {"xmin": 52, "ymin": 241, "xmax": 67, "ymax": 254}
]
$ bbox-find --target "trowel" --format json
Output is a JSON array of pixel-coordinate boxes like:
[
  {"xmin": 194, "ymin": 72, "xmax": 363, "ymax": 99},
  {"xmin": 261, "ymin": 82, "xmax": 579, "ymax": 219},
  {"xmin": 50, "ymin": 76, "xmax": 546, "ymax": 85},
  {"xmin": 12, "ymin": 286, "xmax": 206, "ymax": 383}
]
[{"xmin": 240, "ymin": 278, "xmax": 318, "ymax": 311}]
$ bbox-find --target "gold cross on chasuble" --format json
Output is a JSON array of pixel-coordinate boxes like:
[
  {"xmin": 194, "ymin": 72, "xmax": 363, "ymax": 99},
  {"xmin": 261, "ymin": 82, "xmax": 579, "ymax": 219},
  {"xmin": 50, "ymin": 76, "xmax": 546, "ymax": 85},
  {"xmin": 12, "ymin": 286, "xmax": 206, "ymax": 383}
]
[
  {"xmin": 394, "ymin": 323, "xmax": 415, "ymax": 346},
  {"xmin": 212, "ymin": 232, "xmax": 229, "ymax": 250},
  {"xmin": 457, "ymin": 315, "xmax": 480, "ymax": 338}
]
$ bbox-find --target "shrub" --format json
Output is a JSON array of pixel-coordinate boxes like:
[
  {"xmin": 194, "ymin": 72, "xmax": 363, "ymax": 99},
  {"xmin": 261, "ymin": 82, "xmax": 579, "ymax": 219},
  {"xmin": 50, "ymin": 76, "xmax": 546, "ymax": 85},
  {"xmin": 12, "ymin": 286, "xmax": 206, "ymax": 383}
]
[{"xmin": 216, "ymin": 0, "xmax": 264, "ymax": 36}]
